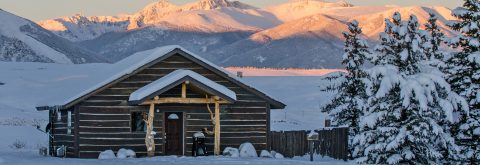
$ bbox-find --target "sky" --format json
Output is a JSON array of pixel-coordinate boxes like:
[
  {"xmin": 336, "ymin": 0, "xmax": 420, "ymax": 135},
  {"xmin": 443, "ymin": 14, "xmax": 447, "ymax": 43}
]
[{"xmin": 0, "ymin": 0, "xmax": 463, "ymax": 22}]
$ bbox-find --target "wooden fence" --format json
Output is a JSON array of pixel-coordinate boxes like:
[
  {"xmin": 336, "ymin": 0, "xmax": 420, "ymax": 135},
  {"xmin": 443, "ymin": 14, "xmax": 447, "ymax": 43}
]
[{"xmin": 268, "ymin": 127, "xmax": 348, "ymax": 160}]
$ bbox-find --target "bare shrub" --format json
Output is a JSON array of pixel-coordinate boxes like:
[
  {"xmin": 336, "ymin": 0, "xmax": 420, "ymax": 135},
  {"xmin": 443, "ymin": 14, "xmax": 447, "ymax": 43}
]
[{"xmin": 10, "ymin": 139, "xmax": 26, "ymax": 149}]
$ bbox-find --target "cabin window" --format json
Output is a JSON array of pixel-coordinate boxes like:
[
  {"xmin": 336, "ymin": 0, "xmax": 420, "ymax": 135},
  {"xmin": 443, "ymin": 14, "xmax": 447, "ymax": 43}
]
[
  {"xmin": 131, "ymin": 112, "xmax": 147, "ymax": 132},
  {"xmin": 167, "ymin": 113, "xmax": 179, "ymax": 120},
  {"xmin": 325, "ymin": 119, "xmax": 331, "ymax": 127},
  {"xmin": 67, "ymin": 111, "xmax": 72, "ymax": 134}
]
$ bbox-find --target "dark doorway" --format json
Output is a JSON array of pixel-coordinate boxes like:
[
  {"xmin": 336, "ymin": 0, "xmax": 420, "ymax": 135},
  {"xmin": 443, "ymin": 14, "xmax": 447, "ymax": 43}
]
[{"xmin": 164, "ymin": 112, "xmax": 184, "ymax": 155}]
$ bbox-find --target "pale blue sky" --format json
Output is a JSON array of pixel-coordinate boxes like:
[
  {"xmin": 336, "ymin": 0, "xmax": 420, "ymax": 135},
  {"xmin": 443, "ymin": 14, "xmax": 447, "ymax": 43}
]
[{"xmin": 0, "ymin": 0, "xmax": 463, "ymax": 21}]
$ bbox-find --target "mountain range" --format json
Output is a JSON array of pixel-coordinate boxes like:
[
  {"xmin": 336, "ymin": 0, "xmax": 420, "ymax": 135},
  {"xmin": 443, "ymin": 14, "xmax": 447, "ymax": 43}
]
[
  {"xmin": 0, "ymin": 0, "xmax": 456, "ymax": 68},
  {"xmin": 0, "ymin": 9, "xmax": 104, "ymax": 64}
]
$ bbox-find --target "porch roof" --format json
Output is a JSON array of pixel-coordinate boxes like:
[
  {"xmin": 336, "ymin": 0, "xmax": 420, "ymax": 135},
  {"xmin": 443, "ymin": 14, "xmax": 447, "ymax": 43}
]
[{"xmin": 128, "ymin": 69, "xmax": 237, "ymax": 105}]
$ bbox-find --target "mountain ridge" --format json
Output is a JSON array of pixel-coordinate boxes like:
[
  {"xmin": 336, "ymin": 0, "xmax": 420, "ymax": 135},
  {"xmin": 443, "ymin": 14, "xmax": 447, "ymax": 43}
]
[
  {"xmin": 0, "ymin": 10, "xmax": 105, "ymax": 63},
  {"xmin": 1, "ymin": 0, "xmax": 456, "ymax": 68}
]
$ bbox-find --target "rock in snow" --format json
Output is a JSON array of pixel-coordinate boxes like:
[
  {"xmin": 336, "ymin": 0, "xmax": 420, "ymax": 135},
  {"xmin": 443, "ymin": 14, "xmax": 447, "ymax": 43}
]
[
  {"xmin": 116, "ymin": 148, "xmax": 136, "ymax": 159},
  {"xmin": 239, "ymin": 142, "xmax": 258, "ymax": 158},
  {"xmin": 222, "ymin": 147, "xmax": 240, "ymax": 158},
  {"xmin": 260, "ymin": 150, "xmax": 273, "ymax": 158},
  {"xmin": 98, "ymin": 150, "xmax": 116, "ymax": 159}
]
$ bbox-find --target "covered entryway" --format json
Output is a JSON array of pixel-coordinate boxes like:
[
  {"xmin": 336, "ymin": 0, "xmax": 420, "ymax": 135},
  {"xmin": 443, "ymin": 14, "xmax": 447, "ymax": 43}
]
[
  {"xmin": 128, "ymin": 69, "xmax": 237, "ymax": 156},
  {"xmin": 164, "ymin": 112, "xmax": 184, "ymax": 155}
]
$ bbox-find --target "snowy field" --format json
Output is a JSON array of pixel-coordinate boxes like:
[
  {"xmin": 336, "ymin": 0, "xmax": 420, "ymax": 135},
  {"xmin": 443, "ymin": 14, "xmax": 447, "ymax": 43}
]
[
  {"xmin": 225, "ymin": 67, "xmax": 345, "ymax": 76},
  {"xmin": 0, "ymin": 62, "xmax": 340, "ymax": 163}
]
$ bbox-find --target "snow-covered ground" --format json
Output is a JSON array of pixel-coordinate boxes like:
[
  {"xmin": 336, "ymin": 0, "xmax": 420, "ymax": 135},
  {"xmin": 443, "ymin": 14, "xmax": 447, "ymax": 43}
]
[
  {"xmin": 0, "ymin": 149, "xmax": 351, "ymax": 165},
  {"xmin": 243, "ymin": 76, "xmax": 334, "ymax": 130},
  {"xmin": 0, "ymin": 62, "xmax": 339, "ymax": 163}
]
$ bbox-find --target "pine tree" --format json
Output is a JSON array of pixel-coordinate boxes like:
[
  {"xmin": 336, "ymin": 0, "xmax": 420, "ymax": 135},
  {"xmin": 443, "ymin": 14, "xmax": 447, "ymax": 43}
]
[
  {"xmin": 446, "ymin": 0, "xmax": 480, "ymax": 163},
  {"xmin": 422, "ymin": 13, "xmax": 467, "ymax": 162},
  {"xmin": 353, "ymin": 13, "xmax": 468, "ymax": 164},
  {"xmin": 322, "ymin": 20, "xmax": 370, "ymax": 158},
  {"xmin": 421, "ymin": 13, "xmax": 446, "ymax": 69}
]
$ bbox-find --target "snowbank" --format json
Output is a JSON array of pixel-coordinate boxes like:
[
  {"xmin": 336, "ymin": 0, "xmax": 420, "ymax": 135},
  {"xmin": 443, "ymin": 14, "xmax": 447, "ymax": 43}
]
[
  {"xmin": 116, "ymin": 148, "xmax": 136, "ymax": 159},
  {"xmin": 274, "ymin": 152, "xmax": 284, "ymax": 159},
  {"xmin": 260, "ymin": 150, "xmax": 273, "ymax": 158},
  {"xmin": 0, "ymin": 150, "xmax": 352, "ymax": 164},
  {"xmin": 223, "ymin": 147, "xmax": 240, "ymax": 158},
  {"xmin": 98, "ymin": 150, "xmax": 116, "ymax": 159},
  {"xmin": 270, "ymin": 150, "xmax": 284, "ymax": 159},
  {"xmin": 239, "ymin": 142, "xmax": 258, "ymax": 158}
]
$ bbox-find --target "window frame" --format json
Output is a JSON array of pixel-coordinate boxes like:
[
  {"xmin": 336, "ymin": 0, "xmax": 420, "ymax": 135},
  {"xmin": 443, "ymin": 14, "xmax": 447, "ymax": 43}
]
[{"xmin": 131, "ymin": 111, "xmax": 147, "ymax": 133}]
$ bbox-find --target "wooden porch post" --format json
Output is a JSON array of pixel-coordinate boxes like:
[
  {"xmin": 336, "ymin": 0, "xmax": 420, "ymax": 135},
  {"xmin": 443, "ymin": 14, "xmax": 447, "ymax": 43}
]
[
  {"xmin": 214, "ymin": 96, "xmax": 221, "ymax": 155},
  {"xmin": 145, "ymin": 96, "xmax": 158, "ymax": 157}
]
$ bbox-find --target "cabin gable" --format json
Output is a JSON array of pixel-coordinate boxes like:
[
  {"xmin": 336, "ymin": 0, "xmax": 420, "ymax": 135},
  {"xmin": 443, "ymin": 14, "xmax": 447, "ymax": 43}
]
[{"xmin": 70, "ymin": 51, "xmax": 273, "ymax": 158}]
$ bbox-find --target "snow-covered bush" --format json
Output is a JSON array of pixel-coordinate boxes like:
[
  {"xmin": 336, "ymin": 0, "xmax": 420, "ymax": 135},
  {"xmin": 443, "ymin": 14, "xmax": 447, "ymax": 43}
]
[
  {"xmin": 222, "ymin": 147, "xmax": 239, "ymax": 158},
  {"xmin": 9, "ymin": 139, "xmax": 26, "ymax": 149},
  {"xmin": 98, "ymin": 150, "xmax": 116, "ymax": 159},
  {"xmin": 270, "ymin": 150, "xmax": 277, "ymax": 157},
  {"xmin": 270, "ymin": 151, "xmax": 284, "ymax": 159},
  {"xmin": 239, "ymin": 142, "xmax": 257, "ymax": 158},
  {"xmin": 259, "ymin": 150, "xmax": 272, "ymax": 158},
  {"xmin": 116, "ymin": 148, "xmax": 136, "ymax": 159},
  {"xmin": 274, "ymin": 152, "xmax": 284, "ymax": 159}
]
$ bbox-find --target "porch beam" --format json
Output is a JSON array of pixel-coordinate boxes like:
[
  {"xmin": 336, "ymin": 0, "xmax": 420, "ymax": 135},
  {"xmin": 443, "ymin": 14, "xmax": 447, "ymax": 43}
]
[{"xmin": 141, "ymin": 97, "xmax": 229, "ymax": 105}]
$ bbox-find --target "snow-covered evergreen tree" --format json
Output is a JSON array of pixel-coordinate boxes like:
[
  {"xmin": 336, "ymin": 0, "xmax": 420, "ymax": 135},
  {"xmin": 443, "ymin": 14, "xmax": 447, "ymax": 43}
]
[
  {"xmin": 446, "ymin": 0, "xmax": 480, "ymax": 163},
  {"xmin": 322, "ymin": 20, "xmax": 370, "ymax": 157},
  {"xmin": 421, "ymin": 13, "xmax": 447, "ymax": 69},
  {"xmin": 353, "ymin": 13, "xmax": 468, "ymax": 164},
  {"xmin": 422, "ymin": 13, "xmax": 470, "ymax": 162}
]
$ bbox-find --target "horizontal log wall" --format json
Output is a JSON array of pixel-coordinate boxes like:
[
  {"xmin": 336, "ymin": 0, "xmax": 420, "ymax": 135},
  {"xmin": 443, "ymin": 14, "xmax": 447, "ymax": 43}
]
[
  {"xmin": 50, "ymin": 108, "xmax": 75, "ymax": 157},
  {"xmin": 70, "ymin": 54, "xmax": 269, "ymax": 158},
  {"xmin": 76, "ymin": 106, "xmax": 164, "ymax": 158},
  {"xmin": 154, "ymin": 104, "xmax": 268, "ymax": 156}
]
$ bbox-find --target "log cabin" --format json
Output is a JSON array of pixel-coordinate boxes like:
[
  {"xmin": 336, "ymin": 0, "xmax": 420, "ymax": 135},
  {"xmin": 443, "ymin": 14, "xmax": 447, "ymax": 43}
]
[{"xmin": 36, "ymin": 45, "xmax": 285, "ymax": 158}]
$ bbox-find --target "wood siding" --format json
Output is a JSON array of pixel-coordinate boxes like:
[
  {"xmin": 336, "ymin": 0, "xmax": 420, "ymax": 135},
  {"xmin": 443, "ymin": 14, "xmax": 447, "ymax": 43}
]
[
  {"xmin": 55, "ymin": 54, "xmax": 270, "ymax": 158},
  {"xmin": 50, "ymin": 108, "xmax": 76, "ymax": 157},
  {"xmin": 269, "ymin": 128, "xmax": 349, "ymax": 160}
]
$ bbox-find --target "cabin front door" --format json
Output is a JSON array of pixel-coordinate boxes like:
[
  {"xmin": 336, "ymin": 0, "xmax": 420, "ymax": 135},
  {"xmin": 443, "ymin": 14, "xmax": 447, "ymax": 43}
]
[{"xmin": 164, "ymin": 112, "xmax": 184, "ymax": 155}]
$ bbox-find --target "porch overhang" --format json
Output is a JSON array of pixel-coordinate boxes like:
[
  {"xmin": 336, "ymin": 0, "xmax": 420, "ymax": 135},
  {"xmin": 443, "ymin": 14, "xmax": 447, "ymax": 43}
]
[{"xmin": 128, "ymin": 69, "xmax": 237, "ymax": 105}]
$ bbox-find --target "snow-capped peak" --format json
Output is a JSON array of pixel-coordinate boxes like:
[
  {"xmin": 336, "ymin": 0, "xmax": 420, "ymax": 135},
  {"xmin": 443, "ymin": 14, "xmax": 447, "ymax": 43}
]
[
  {"xmin": 286, "ymin": 0, "xmax": 353, "ymax": 7},
  {"xmin": 183, "ymin": 0, "xmax": 255, "ymax": 10},
  {"xmin": 139, "ymin": 0, "xmax": 178, "ymax": 13},
  {"xmin": 266, "ymin": 0, "xmax": 354, "ymax": 22}
]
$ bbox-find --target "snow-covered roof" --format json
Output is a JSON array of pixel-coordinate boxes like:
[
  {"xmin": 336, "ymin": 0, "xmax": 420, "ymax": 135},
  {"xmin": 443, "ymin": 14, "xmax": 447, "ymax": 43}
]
[
  {"xmin": 129, "ymin": 69, "xmax": 237, "ymax": 104},
  {"xmin": 36, "ymin": 45, "xmax": 285, "ymax": 110},
  {"xmin": 56, "ymin": 46, "xmax": 180, "ymax": 108}
]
